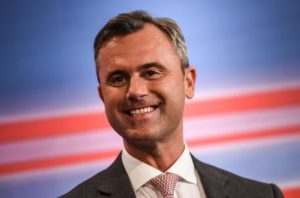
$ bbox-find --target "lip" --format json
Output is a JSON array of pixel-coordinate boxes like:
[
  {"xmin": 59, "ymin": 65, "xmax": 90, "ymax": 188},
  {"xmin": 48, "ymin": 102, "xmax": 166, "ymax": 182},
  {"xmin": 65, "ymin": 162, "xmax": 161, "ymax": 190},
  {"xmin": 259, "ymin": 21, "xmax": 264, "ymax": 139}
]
[
  {"xmin": 122, "ymin": 104, "xmax": 160, "ymax": 120},
  {"xmin": 122, "ymin": 100, "xmax": 161, "ymax": 113},
  {"xmin": 129, "ymin": 106, "xmax": 155, "ymax": 116}
]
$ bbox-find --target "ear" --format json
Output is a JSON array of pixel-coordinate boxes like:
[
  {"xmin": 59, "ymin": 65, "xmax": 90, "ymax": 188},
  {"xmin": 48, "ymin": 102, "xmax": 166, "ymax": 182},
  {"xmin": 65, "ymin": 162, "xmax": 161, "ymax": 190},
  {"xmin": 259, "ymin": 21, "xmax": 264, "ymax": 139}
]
[
  {"xmin": 98, "ymin": 84, "xmax": 104, "ymax": 102},
  {"xmin": 184, "ymin": 67, "xmax": 196, "ymax": 99}
]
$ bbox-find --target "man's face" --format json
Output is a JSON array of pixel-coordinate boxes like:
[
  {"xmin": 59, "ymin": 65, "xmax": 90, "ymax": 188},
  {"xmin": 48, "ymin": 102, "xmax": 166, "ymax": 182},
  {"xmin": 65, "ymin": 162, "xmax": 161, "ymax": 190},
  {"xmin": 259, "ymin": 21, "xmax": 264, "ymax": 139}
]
[{"xmin": 97, "ymin": 24, "xmax": 195, "ymax": 147}]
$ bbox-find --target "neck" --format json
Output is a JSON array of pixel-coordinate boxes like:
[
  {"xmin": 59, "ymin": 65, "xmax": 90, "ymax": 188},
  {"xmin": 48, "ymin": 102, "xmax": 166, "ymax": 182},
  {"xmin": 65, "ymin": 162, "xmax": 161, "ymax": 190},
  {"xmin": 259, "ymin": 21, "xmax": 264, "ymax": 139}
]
[{"xmin": 124, "ymin": 136, "xmax": 185, "ymax": 172}]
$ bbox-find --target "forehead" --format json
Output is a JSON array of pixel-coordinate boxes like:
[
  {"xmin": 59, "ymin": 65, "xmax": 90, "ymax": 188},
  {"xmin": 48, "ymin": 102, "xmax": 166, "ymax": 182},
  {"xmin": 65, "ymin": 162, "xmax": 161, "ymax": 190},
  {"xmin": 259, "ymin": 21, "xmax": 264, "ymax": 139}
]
[{"xmin": 97, "ymin": 24, "xmax": 178, "ymax": 68}]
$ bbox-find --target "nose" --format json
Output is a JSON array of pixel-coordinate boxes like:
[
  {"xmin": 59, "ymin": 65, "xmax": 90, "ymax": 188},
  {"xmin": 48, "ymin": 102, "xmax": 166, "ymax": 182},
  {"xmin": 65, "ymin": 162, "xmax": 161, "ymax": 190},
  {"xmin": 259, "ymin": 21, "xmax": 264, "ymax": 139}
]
[{"xmin": 126, "ymin": 75, "xmax": 148, "ymax": 100}]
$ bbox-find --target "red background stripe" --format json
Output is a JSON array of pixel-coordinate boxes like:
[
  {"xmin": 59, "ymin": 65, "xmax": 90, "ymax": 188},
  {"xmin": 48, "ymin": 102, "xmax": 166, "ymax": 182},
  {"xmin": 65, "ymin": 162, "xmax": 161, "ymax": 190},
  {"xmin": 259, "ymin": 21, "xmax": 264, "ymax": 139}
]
[
  {"xmin": 1, "ymin": 87, "xmax": 300, "ymax": 143},
  {"xmin": 0, "ymin": 125, "xmax": 299, "ymax": 176}
]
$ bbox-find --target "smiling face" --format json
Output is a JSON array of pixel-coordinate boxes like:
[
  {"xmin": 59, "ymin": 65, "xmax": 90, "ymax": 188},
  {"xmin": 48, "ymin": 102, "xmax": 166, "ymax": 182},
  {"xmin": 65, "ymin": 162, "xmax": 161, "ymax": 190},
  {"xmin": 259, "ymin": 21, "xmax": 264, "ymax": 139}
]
[{"xmin": 97, "ymin": 24, "xmax": 195, "ymax": 148}]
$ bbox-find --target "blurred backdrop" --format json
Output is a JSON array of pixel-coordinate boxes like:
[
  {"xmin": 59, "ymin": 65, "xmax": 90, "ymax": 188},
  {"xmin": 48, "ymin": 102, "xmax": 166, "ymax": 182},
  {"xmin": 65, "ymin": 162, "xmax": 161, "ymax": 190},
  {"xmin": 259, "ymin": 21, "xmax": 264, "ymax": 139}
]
[{"xmin": 0, "ymin": 1, "xmax": 300, "ymax": 197}]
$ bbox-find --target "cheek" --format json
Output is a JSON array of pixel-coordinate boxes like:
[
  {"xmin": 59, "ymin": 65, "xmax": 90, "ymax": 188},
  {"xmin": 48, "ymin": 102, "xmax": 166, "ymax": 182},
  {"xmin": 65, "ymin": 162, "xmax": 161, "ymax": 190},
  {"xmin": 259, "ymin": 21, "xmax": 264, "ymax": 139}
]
[
  {"xmin": 102, "ymin": 88, "xmax": 122, "ymax": 107},
  {"xmin": 152, "ymin": 77, "xmax": 186, "ymax": 103}
]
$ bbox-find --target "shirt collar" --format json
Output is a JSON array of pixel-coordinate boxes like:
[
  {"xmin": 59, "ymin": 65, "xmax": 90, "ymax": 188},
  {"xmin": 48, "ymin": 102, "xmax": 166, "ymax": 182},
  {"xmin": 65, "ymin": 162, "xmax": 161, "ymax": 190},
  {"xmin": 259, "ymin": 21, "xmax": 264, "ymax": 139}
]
[
  {"xmin": 166, "ymin": 145, "xmax": 198, "ymax": 184},
  {"xmin": 121, "ymin": 145, "xmax": 197, "ymax": 192}
]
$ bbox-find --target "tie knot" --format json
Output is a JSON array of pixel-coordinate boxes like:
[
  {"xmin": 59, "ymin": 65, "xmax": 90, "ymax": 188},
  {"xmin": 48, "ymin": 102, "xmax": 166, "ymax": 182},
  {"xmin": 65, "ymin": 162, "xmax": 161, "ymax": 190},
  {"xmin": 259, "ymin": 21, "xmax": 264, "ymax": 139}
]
[{"xmin": 149, "ymin": 173, "xmax": 179, "ymax": 198}]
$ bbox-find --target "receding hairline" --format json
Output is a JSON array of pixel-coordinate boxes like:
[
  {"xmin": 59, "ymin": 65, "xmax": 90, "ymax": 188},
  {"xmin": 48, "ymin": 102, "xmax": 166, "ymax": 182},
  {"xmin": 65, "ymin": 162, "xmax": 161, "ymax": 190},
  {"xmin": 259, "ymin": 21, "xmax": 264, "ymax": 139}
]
[
  {"xmin": 94, "ymin": 10, "xmax": 189, "ymax": 83},
  {"xmin": 95, "ymin": 23, "xmax": 179, "ymax": 62}
]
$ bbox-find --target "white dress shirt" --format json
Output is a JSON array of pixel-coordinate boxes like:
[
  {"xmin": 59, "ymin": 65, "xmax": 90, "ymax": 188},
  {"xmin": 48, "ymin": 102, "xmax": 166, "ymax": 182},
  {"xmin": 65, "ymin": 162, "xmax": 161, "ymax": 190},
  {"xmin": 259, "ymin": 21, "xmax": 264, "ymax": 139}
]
[{"xmin": 121, "ymin": 145, "xmax": 207, "ymax": 198}]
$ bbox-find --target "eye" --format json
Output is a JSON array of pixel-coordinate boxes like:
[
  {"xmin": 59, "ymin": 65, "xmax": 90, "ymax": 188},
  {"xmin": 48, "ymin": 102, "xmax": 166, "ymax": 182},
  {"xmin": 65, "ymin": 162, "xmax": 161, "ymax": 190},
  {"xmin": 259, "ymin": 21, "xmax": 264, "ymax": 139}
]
[
  {"xmin": 147, "ymin": 70, "xmax": 156, "ymax": 76},
  {"xmin": 144, "ymin": 70, "xmax": 160, "ymax": 79},
  {"xmin": 107, "ymin": 74, "xmax": 127, "ymax": 87}
]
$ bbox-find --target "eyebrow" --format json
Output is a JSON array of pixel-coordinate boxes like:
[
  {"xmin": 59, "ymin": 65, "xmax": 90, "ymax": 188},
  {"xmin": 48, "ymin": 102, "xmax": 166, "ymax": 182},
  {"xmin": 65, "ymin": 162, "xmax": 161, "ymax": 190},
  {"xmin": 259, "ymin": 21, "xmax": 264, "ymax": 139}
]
[
  {"xmin": 139, "ymin": 62, "xmax": 166, "ymax": 71},
  {"xmin": 105, "ymin": 62, "xmax": 166, "ymax": 80},
  {"xmin": 106, "ymin": 70, "xmax": 126, "ymax": 79}
]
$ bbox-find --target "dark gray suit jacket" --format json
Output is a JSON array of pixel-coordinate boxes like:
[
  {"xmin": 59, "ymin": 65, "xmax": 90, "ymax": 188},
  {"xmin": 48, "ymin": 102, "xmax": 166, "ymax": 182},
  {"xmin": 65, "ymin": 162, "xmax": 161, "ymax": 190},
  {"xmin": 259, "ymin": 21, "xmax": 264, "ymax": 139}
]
[{"xmin": 59, "ymin": 153, "xmax": 284, "ymax": 198}]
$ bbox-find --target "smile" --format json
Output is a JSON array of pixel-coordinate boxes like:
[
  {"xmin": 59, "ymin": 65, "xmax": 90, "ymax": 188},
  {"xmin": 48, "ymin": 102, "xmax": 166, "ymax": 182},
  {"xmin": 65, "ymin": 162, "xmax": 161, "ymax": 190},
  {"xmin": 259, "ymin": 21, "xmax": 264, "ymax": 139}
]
[{"xmin": 129, "ymin": 106, "xmax": 155, "ymax": 116}]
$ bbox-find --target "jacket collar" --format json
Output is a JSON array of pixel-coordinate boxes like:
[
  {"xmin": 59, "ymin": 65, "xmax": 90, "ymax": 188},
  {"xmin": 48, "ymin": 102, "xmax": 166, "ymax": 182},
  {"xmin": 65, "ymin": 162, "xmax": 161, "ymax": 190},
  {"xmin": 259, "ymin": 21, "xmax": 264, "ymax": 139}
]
[
  {"xmin": 192, "ymin": 155, "xmax": 229, "ymax": 198},
  {"xmin": 97, "ymin": 153, "xmax": 136, "ymax": 198},
  {"xmin": 96, "ymin": 152, "xmax": 231, "ymax": 198}
]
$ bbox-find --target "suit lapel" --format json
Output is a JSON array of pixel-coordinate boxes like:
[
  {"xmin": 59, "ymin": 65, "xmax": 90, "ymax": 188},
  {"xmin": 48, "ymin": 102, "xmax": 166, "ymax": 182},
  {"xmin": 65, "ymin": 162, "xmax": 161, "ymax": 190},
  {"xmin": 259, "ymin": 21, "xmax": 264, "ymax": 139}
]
[
  {"xmin": 97, "ymin": 153, "xmax": 136, "ymax": 198},
  {"xmin": 192, "ymin": 155, "xmax": 228, "ymax": 198},
  {"xmin": 97, "ymin": 177, "xmax": 135, "ymax": 198},
  {"xmin": 96, "ymin": 152, "xmax": 231, "ymax": 197}
]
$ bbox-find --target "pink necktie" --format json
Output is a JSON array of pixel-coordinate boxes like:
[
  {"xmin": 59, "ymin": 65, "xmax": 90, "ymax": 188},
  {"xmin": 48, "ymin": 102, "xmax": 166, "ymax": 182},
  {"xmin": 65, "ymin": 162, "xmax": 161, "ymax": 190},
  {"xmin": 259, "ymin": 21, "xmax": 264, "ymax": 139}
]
[{"xmin": 149, "ymin": 173, "xmax": 179, "ymax": 198}]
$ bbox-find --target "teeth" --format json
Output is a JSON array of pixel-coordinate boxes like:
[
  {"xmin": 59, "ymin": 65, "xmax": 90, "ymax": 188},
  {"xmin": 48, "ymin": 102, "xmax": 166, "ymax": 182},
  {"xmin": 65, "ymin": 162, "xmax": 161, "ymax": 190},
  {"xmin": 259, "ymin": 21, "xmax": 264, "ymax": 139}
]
[{"xmin": 130, "ymin": 107, "xmax": 154, "ymax": 116}]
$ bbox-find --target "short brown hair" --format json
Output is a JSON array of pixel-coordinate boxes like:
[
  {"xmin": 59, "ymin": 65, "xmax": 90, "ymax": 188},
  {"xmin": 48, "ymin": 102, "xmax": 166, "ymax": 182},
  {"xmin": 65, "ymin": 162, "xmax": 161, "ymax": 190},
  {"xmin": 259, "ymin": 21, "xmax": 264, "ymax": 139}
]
[{"xmin": 94, "ymin": 10, "xmax": 189, "ymax": 82}]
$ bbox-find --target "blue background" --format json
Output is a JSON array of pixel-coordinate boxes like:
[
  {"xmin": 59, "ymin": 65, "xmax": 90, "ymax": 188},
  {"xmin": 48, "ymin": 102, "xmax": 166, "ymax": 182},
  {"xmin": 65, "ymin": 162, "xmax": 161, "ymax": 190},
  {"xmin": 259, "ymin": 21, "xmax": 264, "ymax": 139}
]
[
  {"xmin": 0, "ymin": 1, "xmax": 300, "ymax": 197},
  {"xmin": 1, "ymin": 0, "xmax": 299, "ymax": 118}
]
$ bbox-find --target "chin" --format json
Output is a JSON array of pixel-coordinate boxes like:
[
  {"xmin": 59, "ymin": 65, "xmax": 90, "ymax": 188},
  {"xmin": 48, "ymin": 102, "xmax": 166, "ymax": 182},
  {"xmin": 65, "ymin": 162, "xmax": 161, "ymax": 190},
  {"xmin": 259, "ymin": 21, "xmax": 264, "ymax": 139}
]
[
  {"xmin": 124, "ymin": 129, "xmax": 167, "ymax": 144},
  {"xmin": 125, "ymin": 137, "xmax": 157, "ymax": 150}
]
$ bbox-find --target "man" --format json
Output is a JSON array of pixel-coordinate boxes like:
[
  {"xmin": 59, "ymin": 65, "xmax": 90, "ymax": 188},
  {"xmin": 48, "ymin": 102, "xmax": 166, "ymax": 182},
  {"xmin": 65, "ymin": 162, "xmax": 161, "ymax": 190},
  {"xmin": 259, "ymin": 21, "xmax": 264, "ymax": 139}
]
[{"xmin": 61, "ymin": 10, "xmax": 283, "ymax": 198}]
